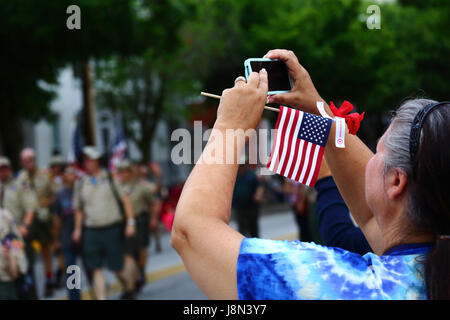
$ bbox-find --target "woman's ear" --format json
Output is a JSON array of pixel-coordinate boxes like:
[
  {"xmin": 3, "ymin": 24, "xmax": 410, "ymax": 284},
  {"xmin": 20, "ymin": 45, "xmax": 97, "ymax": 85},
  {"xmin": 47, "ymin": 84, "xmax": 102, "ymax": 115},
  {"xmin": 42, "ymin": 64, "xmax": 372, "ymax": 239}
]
[{"xmin": 386, "ymin": 168, "xmax": 408, "ymax": 201}]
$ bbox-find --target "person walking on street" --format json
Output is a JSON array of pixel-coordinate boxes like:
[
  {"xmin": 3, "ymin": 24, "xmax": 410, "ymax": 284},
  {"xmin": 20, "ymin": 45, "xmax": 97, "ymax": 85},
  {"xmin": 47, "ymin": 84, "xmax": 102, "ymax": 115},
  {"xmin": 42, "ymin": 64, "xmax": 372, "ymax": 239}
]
[
  {"xmin": 0, "ymin": 207, "xmax": 28, "ymax": 300},
  {"xmin": 17, "ymin": 148, "xmax": 55, "ymax": 297},
  {"xmin": 48, "ymin": 155, "xmax": 67, "ymax": 289},
  {"xmin": 117, "ymin": 160, "xmax": 158, "ymax": 293},
  {"xmin": 52, "ymin": 165, "xmax": 81, "ymax": 300},
  {"xmin": 0, "ymin": 156, "xmax": 37, "ymax": 299},
  {"xmin": 232, "ymin": 164, "xmax": 264, "ymax": 238},
  {"xmin": 284, "ymin": 180, "xmax": 313, "ymax": 242},
  {"xmin": 48, "ymin": 155, "xmax": 66, "ymax": 195},
  {"xmin": 72, "ymin": 146, "xmax": 137, "ymax": 300},
  {"xmin": 133, "ymin": 161, "xmax": 163, "ymax": 253}
]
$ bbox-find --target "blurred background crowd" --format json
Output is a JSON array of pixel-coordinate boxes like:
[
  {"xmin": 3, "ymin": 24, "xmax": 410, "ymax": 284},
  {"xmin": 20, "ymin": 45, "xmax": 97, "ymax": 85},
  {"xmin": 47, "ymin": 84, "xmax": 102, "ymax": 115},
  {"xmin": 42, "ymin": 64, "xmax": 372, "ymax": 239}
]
[{"xmin": 0, "ymin": 147, "xmax": 320, "ymax": 300}]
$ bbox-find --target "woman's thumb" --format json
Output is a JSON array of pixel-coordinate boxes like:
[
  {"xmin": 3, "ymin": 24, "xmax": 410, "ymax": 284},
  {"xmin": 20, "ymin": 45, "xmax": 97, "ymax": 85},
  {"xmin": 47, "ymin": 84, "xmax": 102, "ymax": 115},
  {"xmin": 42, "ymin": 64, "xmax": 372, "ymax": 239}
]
[{"xmin": 267, "ymin": 93, "xmax": 291, "ymax": 105}]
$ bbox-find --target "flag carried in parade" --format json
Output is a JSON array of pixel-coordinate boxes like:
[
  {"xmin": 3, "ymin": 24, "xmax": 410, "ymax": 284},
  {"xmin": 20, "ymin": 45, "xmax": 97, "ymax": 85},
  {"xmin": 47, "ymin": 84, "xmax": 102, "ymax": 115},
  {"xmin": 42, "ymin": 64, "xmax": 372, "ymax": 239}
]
[
  {"xmin": 267, "ymin": 106, "xmax": 333, "ymax": 187},
  {"xmin": 67, "ymin": 113, "xmax": 87, "ymax": 175},
  {"xmin": 109, "ymin": 113, "xmax": 128, "ymax": 171}
]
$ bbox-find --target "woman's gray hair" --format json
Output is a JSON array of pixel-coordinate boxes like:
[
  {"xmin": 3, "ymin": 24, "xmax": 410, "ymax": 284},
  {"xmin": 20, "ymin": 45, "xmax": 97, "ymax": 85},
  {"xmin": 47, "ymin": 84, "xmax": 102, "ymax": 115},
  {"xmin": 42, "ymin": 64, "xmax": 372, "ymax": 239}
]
[{"xmin": 383, "ymin": 98, "xmax": 437, "ymax": 229}]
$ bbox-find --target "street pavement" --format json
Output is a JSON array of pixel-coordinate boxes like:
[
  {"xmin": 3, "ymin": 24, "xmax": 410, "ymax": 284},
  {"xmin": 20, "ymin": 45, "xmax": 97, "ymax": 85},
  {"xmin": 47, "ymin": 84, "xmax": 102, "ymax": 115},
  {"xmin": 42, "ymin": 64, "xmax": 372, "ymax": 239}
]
[{"xmin": 35, "ymin": 209, "xmax": 298, "ymax": 300}]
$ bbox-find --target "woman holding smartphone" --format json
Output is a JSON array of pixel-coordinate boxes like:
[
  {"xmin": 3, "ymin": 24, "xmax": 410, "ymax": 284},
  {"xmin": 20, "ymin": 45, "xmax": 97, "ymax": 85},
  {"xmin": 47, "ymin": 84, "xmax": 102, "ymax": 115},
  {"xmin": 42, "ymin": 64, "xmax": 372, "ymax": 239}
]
[{"xmin": 171, "ymin": 50, "xmax": 449, "ymax": 300}]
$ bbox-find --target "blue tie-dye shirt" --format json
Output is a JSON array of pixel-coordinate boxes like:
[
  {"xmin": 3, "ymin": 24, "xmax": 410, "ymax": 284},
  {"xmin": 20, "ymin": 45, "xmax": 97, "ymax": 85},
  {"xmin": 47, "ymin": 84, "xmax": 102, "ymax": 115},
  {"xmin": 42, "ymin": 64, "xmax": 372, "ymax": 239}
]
[{"xmin": 237, "ymin": 238, "xmax": 433, "ymax": 300}]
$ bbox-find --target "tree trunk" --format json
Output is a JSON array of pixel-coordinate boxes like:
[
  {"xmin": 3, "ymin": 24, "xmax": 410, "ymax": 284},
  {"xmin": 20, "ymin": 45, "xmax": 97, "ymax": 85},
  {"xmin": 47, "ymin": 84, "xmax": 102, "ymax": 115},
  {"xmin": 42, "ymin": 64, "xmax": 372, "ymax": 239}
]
[
  {"xmin": 0, "ymin": 83, "xmax": 25, "ymax": 171},
  {"xmin": 138, "ymin": 129, "xmax": 154, "ymax": 164},
  {"xmin": 0, "ymin": 108, "xmax": 23, "ymax": 172},
  {"xmin": 81, "ymin": 61, "xmax": 96, "ymax": 146}
]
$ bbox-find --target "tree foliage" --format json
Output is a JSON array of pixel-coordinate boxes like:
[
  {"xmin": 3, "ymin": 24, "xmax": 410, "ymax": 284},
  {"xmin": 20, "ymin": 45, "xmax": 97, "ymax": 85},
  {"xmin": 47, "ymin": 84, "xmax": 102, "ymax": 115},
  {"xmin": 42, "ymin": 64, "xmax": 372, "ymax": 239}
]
[
  {"xmin": 94, "ymin": 0, "xmax": 196, "ymax": 163},
  {"xmin": 0, "ymin": 0, "xmax": 141, "ymax": 168},
  {"xmin": 181, "ymin": 0, "xmax": 449, "ymax": 144}
]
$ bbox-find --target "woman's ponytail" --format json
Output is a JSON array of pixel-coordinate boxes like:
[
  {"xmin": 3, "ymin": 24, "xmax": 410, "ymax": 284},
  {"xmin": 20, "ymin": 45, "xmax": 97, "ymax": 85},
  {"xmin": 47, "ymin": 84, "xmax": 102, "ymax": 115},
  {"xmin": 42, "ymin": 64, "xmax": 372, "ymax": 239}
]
[{"xmin": 424, "ymin": 237, "xmax": 450, "ymax": 299}]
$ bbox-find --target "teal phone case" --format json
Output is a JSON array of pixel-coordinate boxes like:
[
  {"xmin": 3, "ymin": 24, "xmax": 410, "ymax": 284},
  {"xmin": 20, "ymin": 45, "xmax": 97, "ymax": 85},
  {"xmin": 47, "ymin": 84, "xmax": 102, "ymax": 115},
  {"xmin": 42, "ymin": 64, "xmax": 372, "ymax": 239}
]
[{"xmin": 244, "ymin": 58, "xmax": 292, "ymax": 95}]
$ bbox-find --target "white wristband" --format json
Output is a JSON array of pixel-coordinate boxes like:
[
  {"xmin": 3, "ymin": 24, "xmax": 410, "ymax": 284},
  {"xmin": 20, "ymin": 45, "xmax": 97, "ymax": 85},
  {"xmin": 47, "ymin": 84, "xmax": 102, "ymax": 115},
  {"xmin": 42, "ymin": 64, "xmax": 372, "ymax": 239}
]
[
  {"xmin": 316, "ymin": 101, "xmax": 346, "ymax": 148},
  {"xmin": 127, "ymin": 218, "xmax": 136, "ymax": 226},
  {"xmin": 335, "ymin": 117, "xmax": 346, "ymax": 148}
]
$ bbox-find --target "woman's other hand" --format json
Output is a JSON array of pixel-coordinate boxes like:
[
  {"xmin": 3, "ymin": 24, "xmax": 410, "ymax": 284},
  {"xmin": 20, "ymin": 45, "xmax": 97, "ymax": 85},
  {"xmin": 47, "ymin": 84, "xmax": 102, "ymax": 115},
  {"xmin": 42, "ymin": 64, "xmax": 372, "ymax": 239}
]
[{"xmin": 265, "ymin": 49, "xmax": 324, "ymax": 114}]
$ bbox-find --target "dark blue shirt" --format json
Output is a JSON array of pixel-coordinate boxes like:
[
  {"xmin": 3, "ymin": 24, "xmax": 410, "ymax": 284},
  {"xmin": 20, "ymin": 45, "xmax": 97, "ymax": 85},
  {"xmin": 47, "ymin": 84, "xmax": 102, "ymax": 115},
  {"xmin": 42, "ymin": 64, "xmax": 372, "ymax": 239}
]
[
  {"xmin": 53, "ymin": 188, "xmax": 75, "ymax": 250},
  {"xmin": 232, "ymin": 169, "xmax": 261, "ymax": 210},
  {"xmin": 314, "ymin": 176, "xmax": 372, "ymax": 255}
]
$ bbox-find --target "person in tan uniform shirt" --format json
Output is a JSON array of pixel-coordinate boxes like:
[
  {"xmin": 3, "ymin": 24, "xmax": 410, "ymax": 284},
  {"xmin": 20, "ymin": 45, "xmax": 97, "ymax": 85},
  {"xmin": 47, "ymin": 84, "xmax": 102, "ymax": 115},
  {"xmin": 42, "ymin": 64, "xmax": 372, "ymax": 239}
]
[
  {"xmin": 17, "ymin": 148, "xmax": 55, "ymax": 297},
  {"xmin": 116, "ymin": 160, "xmax": 159, "ymax": 292},
  {"xmin": 0, "ymin": 156, "xmax": 37, "ymax": 299},
  {"xmin": 0, "ymin": 207, "xmax": 28, "ymax": 300},
  {"xmin": 72, "ymin": 146, "xmax": 136, "ymax": 300},
  {"xmin": 0, "ymin": 157, "xmax": 37, "ymax": 237}
]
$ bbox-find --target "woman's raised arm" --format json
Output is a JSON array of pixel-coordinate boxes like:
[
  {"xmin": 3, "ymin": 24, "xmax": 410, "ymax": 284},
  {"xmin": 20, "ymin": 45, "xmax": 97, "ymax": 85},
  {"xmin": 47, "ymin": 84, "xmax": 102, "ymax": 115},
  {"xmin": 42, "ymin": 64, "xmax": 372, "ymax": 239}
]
[
  {"xmin": 265, "ymin": 49, "xmax": 383, "ymax": 254},
  {"xmin": 171, "ymin": 70, "xmax": 269, "ymax": 299}
]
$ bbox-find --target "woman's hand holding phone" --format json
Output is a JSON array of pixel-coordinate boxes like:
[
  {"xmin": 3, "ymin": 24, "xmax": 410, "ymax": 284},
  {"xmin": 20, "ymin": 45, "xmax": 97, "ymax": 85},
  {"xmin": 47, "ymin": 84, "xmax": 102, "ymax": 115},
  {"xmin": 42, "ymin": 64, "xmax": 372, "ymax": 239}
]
[
  {"xmin": 264, "ymin": 49, "xmax": 325, "ymax": 115},
  {"xmin": 215, "ymin": 70, "xmax": 268, "ymax": 132}
]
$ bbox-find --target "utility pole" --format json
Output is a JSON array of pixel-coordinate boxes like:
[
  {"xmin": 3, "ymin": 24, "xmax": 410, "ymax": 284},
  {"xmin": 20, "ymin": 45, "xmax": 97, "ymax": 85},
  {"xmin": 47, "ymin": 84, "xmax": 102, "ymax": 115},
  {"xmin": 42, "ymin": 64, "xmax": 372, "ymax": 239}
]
[{"xmin": 81, "ymin": 60, "xmax": 96, "ymax": 146}]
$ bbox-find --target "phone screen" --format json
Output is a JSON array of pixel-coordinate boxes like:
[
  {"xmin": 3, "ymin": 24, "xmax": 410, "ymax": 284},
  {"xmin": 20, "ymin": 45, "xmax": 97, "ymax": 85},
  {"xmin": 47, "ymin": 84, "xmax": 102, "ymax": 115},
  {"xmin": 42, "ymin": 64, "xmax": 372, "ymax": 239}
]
[{"xmin": 249, "ymin": 60, "xmax": 291, "ymax": 92}]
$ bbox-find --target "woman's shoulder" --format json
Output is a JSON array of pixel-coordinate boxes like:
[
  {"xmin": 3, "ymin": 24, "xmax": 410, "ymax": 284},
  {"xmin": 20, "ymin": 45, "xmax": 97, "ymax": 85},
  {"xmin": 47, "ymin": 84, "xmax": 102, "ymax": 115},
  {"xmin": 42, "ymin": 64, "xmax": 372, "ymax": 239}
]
[{"xmin": 240, "ymin": 237, "xmax": 353, "ymax": 257}]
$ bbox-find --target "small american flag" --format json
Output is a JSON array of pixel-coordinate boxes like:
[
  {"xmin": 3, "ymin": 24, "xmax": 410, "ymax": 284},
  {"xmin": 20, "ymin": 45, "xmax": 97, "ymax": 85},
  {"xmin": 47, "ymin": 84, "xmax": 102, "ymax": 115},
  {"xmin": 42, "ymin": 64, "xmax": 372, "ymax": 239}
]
[
  {"xmin": 267, "ymin": 106, "xmax": 332, "ymax": 187},
  {"xmin": 110, "ymin": 113, "xmax": 128, "ymax": 171}
]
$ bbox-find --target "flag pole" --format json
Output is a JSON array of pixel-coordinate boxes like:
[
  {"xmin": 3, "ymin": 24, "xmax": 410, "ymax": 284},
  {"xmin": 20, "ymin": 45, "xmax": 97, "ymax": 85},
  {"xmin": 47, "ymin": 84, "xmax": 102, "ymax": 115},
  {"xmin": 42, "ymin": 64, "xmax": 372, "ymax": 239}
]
[{"xmin": 201, "ymin": 92, "xmax": 280, "ymax": 112}]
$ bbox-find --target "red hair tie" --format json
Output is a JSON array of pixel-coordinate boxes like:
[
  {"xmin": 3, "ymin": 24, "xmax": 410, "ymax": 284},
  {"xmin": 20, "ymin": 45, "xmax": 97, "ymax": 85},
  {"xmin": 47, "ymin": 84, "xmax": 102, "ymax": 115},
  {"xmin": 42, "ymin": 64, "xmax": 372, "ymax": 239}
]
[{"xmin": 329, "ymin": 101, "xmax": 365, "ymax": 135}]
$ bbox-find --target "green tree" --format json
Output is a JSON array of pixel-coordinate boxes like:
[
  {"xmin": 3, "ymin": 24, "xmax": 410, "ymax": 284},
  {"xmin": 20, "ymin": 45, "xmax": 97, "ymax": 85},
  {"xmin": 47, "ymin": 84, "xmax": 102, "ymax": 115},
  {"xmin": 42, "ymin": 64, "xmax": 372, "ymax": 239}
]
[
  {"xmin": 0, "ymin": 0, "xmax": 141, "ymax": 168},
  {"xmin": 95, "ymin": 0, "xmax": 195, "ymax": 163},
  {"xmin": 181, "ymin": 0, "xmax": 449, "ymax": 146}
]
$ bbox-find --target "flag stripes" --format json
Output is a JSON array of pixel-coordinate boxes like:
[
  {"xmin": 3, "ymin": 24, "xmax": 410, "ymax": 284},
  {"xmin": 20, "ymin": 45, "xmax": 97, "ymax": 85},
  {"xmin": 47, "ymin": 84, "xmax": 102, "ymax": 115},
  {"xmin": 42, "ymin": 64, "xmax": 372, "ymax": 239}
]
[{"xmin": 267, "ymin": 106, "xmax": 332, "ymax": 187}]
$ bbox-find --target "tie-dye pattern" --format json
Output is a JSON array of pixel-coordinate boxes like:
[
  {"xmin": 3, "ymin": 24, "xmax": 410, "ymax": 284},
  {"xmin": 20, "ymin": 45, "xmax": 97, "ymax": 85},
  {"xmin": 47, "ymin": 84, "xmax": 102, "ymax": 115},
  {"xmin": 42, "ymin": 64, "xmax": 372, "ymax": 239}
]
[{"xmin": 237, "ymin": 238, "xmax": 430, "ymax": 300}]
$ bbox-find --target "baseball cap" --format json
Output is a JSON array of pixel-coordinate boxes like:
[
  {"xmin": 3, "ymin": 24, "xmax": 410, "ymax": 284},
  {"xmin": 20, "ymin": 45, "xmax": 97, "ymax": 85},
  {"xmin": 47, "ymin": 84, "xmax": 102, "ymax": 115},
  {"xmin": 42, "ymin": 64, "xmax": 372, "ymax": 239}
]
[
  {"xmin": 116, "ymin": 159, "xmax": 132, "ymax": 170},
  {"xmin": 64, "ymin": 166, "xmax": 77, "ymax": 175},
  {"xmin": 49, "ymin": 155, "xmax": 66, "ymax": 167},
  {"xmin": 82, "ymin": 146, "xmax": 102, "ymax": 160},
  {"xmin": 0, "ymin": 156, "xmax": 11, "ymax": 168}
]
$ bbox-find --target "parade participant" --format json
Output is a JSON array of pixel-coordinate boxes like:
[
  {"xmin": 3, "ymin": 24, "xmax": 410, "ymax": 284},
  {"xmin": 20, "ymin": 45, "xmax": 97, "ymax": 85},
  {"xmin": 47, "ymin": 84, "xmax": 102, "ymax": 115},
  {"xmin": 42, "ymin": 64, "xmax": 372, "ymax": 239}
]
[
  {"xmin": 117, "ymin": 160, "xmax": 158, "ymax": 292},
  {"xmin": 17, "ymin": 148, "xmax": 55, "ymax": 297},
  {"xmin": 48, "ymin": 154, "xmax": 67, "ymax": 289},
  {"xmin": 171, "ymin": 50, "xmax": 450, "ymax": 300},
  {"xmin": 0, "ymin": 207, "xmax": 28, "ymax": 300},
  {"xmin": 133, "ymin": 161, "xmax": 163, "ymax": 253},
  {"xmin": 72, "ymin": 146, "xmax": 137, "ymax": 300},
  {"xmin": 284, "ymin": 180, "xmax": 312, "ymax": 242},
  {"xmin": 48, "ymin": 155, "xmax": 66, "ymax": 194},
  {"xmin": 232, "ymin": 164, "xmax": 263, "ymax": 238},
  {"xmin": 0, "ymin": 156, "xmax": 37, "ymax": 242},
  {"xmin": 53, "ymin": 165, "xmax": 81, "ymax": 300},
  {"xmin": 0, "ymin": 156, "xmax": 38, "ymax": 299}
]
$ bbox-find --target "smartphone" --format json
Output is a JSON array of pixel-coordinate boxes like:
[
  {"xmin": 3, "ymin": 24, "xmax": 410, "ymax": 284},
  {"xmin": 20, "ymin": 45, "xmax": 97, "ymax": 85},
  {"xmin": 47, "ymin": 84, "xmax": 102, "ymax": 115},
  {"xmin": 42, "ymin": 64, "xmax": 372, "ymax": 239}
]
[{"xmin": 244, "ymin": 58, "xmax": 292, "ymax": 95}]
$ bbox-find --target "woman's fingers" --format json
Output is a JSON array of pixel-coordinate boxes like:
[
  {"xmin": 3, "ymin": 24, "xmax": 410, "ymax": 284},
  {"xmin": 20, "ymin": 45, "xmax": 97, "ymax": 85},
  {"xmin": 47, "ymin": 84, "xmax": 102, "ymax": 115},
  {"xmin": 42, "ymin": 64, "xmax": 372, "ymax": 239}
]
[
  {"xmin": 264, "ymin": 49, "xmax": 303, "ymax": 77},
  {"xmin": 258, "ymin": 68, "xmax": 268, "ymax": 93},
  {"xmin": 234, "ymin": 76, "xmax": 246, "ymax": 87},
  {"xmin": 246, "ymin": 72, "xmax": 260, "ymax": 88},
  {"xmin": 267, "ymin": 92, "xmax": 292, "ymax": 105},
  {"xmin": 234, "ymin": 70, "xmax": 268, "ymax": 91}
]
